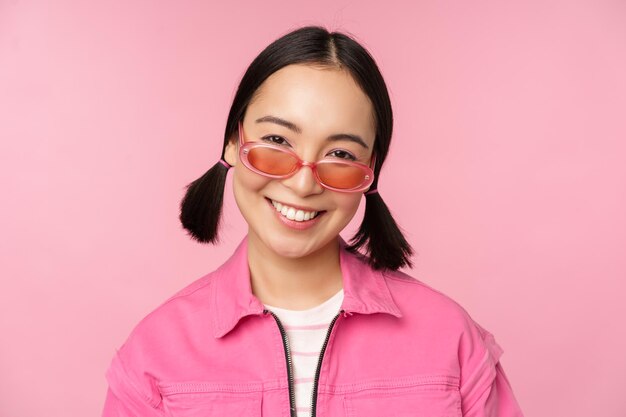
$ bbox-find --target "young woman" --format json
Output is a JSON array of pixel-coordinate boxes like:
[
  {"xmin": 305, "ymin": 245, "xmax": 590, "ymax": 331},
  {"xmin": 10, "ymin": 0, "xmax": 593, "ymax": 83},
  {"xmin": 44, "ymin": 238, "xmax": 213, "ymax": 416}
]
[{"xmin": 102, "ymin": 26, "xmax": 524, "ymax": 417}]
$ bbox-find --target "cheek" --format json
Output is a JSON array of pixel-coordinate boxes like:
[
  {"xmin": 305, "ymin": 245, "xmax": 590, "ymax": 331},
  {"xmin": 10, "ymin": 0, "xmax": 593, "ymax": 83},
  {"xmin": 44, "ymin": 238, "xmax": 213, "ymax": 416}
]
[
  {"xmin": 233, "ymin": 165, "xmax": 269, "ymax": 196},
  {"xmin": 327, "ymin": 194, "xmax": 363, "ymax": 236},
  {"xmin": 231, "ymin": 165, "xmax": 273, "ymax": 221},
  {"xmin": 334, "ymin": 193, "xmax": 363, "ymax": 217}
]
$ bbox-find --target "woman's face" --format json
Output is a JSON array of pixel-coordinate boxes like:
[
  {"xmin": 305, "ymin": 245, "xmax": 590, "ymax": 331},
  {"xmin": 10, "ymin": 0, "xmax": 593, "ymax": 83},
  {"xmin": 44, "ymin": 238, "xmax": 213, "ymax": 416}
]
[{"xmin": 224, "ymin": 64, "xmax": 376, "ymax": 259}]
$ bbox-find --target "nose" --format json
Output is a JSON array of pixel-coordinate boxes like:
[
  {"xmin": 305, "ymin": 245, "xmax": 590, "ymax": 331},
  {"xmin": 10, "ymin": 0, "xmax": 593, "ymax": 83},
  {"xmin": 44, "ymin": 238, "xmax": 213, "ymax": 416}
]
[{"xmin": 281, "ymin": 163, "xmax": 324, "ymax": 197}]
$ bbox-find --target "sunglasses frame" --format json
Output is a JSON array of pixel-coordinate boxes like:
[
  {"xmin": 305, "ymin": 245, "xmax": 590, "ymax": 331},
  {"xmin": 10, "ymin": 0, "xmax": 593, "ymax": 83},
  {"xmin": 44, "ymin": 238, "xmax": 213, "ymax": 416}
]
[{"xmin": 237, "ymin": 121, "xmax": 376, "ymax": 193}]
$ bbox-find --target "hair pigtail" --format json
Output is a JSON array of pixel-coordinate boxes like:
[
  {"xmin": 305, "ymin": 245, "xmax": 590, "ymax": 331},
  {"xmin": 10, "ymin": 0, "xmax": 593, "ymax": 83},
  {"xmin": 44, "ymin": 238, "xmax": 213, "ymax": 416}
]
[
  {"xmin": 179, "ymin": 161, "xmax": 230, "ymax": 244},
  {"xmin": 347, "ymin": 192, "xmax": 414, "ymax": 270}
]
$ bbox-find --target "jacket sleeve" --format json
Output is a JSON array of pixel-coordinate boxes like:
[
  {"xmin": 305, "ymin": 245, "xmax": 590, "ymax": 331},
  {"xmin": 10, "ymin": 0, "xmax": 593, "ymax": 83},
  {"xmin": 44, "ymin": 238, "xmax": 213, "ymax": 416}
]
[
  {"xmin": 101, "ymin": 344, "xmax": 165, "ymax": 417},
  {"xmin": 458, "ymin": 319, "xmax": 524, "ymax": 417}
]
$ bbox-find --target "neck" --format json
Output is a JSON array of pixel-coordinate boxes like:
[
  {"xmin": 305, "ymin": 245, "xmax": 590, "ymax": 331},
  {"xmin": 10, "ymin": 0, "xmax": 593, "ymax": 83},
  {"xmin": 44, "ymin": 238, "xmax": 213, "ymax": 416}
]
[{"xmin": 247, "ymin": 232, "xmax": 344, "ymax": 311}]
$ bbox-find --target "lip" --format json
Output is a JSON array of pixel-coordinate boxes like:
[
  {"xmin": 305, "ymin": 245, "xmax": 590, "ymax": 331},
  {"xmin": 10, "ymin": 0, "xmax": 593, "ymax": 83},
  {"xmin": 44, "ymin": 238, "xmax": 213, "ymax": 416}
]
[
  {"xmin": 265, "ymin": 197, "xmax": 321, "ymax": 213},
  {"xmin": 265, "ymin": 198, "xmax": 325, "ymax": 230}
]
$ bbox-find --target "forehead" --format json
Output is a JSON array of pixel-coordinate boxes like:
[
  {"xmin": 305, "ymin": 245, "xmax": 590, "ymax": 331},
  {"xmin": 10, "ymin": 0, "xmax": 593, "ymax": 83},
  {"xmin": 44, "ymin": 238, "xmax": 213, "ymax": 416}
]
[{"xmin": 246, "ymin": 64, "xmax": 376, "ymax": 143}]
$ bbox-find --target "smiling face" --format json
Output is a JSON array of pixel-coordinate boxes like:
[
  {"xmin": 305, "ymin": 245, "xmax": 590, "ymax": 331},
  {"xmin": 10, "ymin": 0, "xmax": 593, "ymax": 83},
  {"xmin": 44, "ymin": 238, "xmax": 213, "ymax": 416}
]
[{"xmin": 224, "ymin": 64, "xmax": 376, "ymax": 260}]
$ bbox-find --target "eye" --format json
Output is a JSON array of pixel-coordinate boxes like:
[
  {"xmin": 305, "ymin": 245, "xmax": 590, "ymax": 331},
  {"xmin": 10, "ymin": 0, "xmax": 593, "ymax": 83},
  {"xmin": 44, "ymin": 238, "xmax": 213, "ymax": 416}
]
[
  {"xmin": 327, "ymin": 149, "xmax": 357, "ymax": 161},
  {"xmin": 261, "ymin": 135, "xmax": 290, "ymax": 147}
]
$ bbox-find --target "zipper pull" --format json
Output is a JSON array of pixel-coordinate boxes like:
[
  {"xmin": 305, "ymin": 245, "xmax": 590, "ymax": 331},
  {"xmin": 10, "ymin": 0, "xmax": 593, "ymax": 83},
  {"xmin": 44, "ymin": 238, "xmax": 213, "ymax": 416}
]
[{"xmin": 341, "ymin": 309, "xmax": 353, "ymax": 318}]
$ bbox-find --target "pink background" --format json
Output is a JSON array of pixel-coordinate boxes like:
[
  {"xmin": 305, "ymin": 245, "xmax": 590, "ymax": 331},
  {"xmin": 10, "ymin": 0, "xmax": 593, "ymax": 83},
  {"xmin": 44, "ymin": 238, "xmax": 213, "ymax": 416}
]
[{"xmin": 1, "ymin": 1, "xmax": 625, "ymax": 416}]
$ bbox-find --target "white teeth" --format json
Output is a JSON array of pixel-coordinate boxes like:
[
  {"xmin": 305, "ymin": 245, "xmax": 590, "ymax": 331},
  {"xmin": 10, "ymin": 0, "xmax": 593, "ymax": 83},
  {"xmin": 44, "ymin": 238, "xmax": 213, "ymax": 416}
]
[{"xmin": 270, "ymin": 199, "xmax": 319, "ymax": 222}]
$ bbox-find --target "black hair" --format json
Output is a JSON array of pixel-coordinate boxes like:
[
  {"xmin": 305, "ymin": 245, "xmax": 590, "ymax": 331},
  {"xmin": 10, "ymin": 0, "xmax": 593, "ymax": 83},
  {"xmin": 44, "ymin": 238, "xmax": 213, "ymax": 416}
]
[{"xmin": 180, "ymin": 26, "xmax": 413, "ymax": 270}]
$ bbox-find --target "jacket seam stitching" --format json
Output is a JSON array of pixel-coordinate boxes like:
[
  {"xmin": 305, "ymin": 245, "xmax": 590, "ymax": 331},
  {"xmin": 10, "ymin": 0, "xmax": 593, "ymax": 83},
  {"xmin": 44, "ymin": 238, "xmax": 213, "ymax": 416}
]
[
  {"xmin": 158, "ymin": 383, "xmax": 276, "ymax": 395},
  {"xmin": 115, "ymin": 349, "xmax": 163, "ymax": 409},
  {"xmin": 323, "ymin": 375, "xmax": 460, "ymax": 394}
]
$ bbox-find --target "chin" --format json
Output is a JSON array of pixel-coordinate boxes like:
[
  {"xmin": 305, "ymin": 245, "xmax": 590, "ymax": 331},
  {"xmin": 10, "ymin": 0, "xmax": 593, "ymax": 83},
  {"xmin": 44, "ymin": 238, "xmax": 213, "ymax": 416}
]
[{"xmin": 264, "ymin": 234, "xmax": 321, "ymax": 259}]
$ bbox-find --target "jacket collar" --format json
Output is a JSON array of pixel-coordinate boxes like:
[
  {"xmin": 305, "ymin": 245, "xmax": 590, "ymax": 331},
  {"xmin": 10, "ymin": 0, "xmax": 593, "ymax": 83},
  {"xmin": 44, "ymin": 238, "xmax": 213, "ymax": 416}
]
[{"xmin": 210, "ymin": 235, "xmax": 403, "ymax": 338}]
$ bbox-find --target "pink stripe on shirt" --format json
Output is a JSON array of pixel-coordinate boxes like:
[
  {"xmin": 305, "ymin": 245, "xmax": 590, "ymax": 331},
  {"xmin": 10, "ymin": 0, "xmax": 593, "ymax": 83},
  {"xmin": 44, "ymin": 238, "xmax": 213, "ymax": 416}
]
[
  {"xmin": 283, "ymin": 323, "xmax": 330, "ymax": 330},
  {"xmin": 291, "ymin": 350, "xmax": 320, "ymax": 357}
]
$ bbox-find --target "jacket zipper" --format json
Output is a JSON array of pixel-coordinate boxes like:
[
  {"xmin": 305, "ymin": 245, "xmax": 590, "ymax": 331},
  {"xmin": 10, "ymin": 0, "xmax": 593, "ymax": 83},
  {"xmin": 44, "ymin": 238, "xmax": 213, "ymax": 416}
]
[
  {"xmin": 265, "ymin": 308, "xmax": 345, "ymax": 417},
  {"xmin": 264, "ymin": 309, "xmax": 297, "ymax": 417},
  {"xmin": 310, "ymin": 310, "xmax": 343, "ymax": 417}
]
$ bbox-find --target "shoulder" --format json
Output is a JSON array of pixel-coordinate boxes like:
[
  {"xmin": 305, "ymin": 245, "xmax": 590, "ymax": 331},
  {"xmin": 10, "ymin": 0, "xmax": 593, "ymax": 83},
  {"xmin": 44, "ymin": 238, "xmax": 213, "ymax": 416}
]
[
  {"xmin": 104, "ymin": 268, "xmax": 223, "ymax": 410},
  {"xmin": 381, "ymin": 268, "xmax": 506, "ymax": 404},
  {"xmin": 382, "ymin": 268, "xmax": 504, "ymax": 370},
  {"xmin": 382, "ymin": 269, "xmax": 480, "ymax": 329},
  {"xmin": 123, "ymin": 268, "xmax": 220, "ymax": 348}
]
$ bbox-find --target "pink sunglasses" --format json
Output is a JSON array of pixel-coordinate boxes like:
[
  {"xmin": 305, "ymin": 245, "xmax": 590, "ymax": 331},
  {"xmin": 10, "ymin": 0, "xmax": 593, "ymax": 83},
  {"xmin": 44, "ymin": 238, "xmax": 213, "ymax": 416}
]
[{"xmin": 237, "ymin": 121, "xmax": 376, "ymax": 193}]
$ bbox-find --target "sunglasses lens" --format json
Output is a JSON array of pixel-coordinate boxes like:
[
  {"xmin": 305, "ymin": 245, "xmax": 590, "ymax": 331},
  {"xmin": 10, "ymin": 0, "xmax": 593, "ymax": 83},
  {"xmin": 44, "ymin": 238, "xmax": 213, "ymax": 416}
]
[
  {"xmin": 243, "ymin": 143, "xmax": 372, "ymax": 191},
  {"xmin": 247, "ymin": 146, "xmax": 299, "ymax": 176},
  {"xmin": 317, "ymin": 162, "xmax": 370, "ymax": 190}
]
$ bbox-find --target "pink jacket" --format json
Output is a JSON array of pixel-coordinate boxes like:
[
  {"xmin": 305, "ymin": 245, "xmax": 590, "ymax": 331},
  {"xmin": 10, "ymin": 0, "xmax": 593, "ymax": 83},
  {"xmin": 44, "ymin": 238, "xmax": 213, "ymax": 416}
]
[{"xmin": 102, "ymin": 236, "xmax": 524, "ymax": 417}]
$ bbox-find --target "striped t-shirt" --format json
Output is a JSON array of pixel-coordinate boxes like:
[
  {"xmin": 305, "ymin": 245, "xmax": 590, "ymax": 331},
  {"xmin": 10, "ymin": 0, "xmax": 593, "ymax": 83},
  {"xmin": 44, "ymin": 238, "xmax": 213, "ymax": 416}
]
[{"xmin": 264, "ymin": 288, "xmax": 344, "ymax": 417}]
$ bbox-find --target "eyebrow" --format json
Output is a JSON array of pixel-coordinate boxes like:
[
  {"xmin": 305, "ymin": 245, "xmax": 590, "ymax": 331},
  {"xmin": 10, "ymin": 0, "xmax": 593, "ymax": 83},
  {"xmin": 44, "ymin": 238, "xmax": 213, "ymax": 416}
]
[{"xmin": 255, "ymin": 115, "xmax": 370, "ymax": 149}]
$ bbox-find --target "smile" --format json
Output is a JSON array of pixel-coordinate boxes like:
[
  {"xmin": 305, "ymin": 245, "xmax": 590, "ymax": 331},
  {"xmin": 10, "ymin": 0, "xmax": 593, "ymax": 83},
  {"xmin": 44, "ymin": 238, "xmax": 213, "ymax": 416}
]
[{"xmin": 269, "ymin": 199, "xmax": 320, "ymax": 222}]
